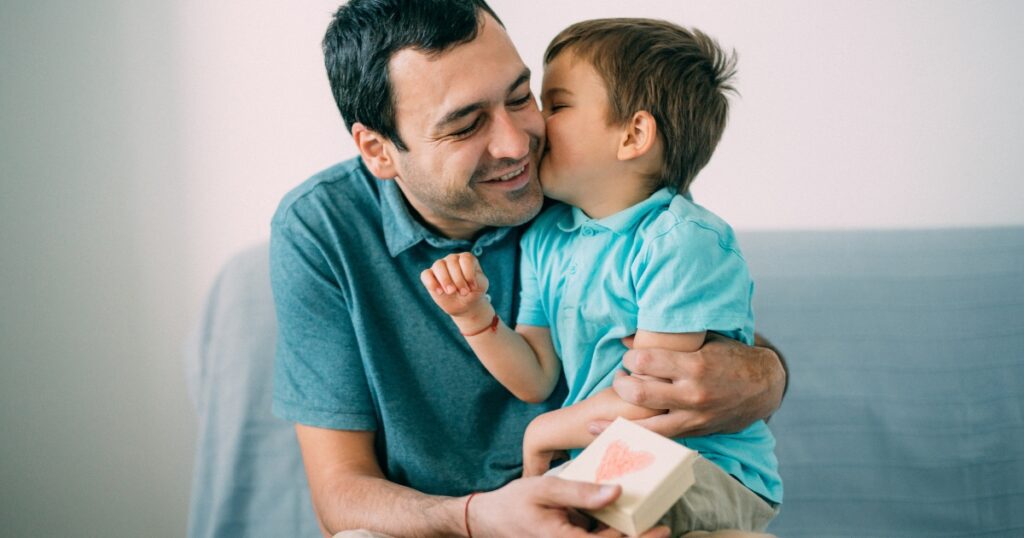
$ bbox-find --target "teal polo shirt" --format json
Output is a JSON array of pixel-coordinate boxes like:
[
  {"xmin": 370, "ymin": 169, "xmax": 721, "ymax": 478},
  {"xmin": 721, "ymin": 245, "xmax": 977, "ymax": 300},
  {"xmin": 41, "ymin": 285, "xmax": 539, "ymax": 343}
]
[
  {"xmin": 270, "ymin": 158, "xmax": 561, "ymax": 496},
  {"xmin": 515, "ymin": 188, "xmax": 782, "ymax": 504}
]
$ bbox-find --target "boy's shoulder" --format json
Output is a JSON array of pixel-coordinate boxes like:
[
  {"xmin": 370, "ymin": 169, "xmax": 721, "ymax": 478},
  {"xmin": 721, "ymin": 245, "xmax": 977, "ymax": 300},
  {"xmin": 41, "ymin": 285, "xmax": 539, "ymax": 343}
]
[{"xmin": 641, "ymin": 194, "xmax": 742, "ymax": 254}]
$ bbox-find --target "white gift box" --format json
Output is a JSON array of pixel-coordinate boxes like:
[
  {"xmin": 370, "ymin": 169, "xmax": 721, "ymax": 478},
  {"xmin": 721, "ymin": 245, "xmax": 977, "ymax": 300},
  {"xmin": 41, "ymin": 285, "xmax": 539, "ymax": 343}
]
[{"xmin": 556, "ymin": 417, "xmax": 699, "ymax": 537}]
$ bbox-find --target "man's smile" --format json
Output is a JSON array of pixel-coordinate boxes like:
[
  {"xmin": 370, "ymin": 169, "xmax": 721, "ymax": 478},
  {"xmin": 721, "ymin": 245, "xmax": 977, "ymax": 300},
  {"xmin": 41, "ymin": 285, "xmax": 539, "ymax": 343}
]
[{"xmin": 478, "ymin": 162, "xmax": 531, "ymax": 190}]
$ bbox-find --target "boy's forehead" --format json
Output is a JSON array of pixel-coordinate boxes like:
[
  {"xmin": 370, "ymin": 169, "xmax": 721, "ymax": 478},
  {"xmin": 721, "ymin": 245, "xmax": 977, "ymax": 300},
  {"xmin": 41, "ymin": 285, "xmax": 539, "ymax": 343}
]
[{"xmin": 542, "ymin": 50, "xmax": 595, "ymax": 92}]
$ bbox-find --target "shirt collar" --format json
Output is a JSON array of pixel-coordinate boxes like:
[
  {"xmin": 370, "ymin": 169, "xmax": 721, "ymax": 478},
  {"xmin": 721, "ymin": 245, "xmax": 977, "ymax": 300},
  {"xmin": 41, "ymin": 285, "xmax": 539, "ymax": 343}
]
[
  {"xmin": 379, "ymin": 176, "xmax": 512, "ymax": 257},
  {"xmin": 557, "ymin": 188, "xmax": 675, "ymax": 236}
]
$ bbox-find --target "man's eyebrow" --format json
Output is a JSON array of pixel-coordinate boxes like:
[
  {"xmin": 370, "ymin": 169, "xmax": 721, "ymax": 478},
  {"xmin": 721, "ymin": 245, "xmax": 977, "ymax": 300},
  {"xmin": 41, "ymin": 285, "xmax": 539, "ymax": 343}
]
[
  {"xmin": 507, "ymin": 68, "xmax": 531, "ymax": 96},
  {"xmin": 433, "ymin": 68, "xmax": 532, "ymax": 131}
]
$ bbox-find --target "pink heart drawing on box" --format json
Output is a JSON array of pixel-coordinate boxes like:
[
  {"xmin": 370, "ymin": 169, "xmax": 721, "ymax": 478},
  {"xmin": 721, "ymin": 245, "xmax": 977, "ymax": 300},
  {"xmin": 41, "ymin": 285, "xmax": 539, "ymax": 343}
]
[{"xmin": 595, "ymin": 440, "xmax": 655, "ymax": 482}]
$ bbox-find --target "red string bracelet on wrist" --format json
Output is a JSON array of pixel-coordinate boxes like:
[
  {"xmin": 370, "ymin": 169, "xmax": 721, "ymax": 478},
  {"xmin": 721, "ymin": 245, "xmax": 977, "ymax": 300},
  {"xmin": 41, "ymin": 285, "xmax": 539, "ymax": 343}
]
[
  {"xmin": 460, "ymin": 314, "xmax": 498, "ymax": 337},
  {"xmin": 464, "ymin": 492, "xmax": 478, "ymax": 538}
]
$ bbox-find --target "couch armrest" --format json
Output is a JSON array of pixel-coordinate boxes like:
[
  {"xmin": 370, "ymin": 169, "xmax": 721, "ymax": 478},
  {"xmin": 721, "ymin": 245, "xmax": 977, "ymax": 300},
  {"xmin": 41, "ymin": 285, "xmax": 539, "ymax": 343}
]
[{"xmin": 185, "ymin": 243, "xmax": 319, "ymax": 538}]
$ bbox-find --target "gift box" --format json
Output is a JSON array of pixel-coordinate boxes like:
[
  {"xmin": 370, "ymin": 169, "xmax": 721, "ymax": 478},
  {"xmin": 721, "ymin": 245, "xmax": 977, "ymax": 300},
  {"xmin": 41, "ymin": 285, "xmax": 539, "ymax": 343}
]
[{"xmin": 557, "ymin": 417, "xmax": 699, "ymax": 537}]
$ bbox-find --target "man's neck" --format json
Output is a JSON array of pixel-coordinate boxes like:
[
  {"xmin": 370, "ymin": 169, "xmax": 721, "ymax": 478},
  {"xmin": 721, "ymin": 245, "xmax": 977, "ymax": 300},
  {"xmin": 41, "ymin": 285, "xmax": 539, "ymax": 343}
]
[{"xmin": 395, "ymin": 182, "xmax": 486, "ymax": 241}]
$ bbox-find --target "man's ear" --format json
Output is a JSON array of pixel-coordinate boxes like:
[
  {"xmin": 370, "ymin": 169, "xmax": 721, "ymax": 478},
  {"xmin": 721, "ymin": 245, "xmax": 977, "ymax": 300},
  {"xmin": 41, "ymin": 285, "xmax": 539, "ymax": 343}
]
[
  {"xmin": 352, "ymin": 122, "xmax": 399, "ymax": 179},
  {"xmin": 616, "ymin": 111, "xmax": 659, "ymax": 161}
]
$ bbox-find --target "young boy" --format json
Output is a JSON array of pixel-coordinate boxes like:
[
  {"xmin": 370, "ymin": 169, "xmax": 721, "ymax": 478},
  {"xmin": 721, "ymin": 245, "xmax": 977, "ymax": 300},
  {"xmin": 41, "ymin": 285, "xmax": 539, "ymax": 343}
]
[{"xmin": 421, "ymin": 19, "xmax": 781, "ymax": 532}]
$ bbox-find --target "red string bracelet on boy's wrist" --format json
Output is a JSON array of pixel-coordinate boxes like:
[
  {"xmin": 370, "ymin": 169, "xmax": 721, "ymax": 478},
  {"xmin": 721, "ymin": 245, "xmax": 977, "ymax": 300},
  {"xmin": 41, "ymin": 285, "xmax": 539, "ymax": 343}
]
[
  {"xmin": 464, "ymin": 492, "xmax": 478, "ymax": 538},
  {"xmin": 460, "ymin": 314, "xmax": 498, "ymax": 337}
]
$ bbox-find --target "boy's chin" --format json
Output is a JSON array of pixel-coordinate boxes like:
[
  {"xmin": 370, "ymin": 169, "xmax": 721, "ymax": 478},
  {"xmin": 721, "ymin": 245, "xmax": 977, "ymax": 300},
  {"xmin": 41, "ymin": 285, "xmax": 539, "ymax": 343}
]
[
  {"xmin": 539, "ymin": 185, "xmax": 570, "ymax": 204},
  {"xmin": 538, "ymin": 171, "xmax": 581, "ymax": 205}
]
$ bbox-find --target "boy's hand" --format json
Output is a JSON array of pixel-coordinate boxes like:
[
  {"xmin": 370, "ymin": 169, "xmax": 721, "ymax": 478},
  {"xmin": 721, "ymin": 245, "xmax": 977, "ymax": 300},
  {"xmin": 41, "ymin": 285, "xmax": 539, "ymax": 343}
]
[
  {"xmin": 523, "ymin": 445, "xmax": 566, "ymax": 478},
  {"xmin": 420, "ymin": 252, "xmax": 491, "ymax": 318},
  {"xmin": 522, "ymin": 413, "xmax": 567, "ymax": 477}
]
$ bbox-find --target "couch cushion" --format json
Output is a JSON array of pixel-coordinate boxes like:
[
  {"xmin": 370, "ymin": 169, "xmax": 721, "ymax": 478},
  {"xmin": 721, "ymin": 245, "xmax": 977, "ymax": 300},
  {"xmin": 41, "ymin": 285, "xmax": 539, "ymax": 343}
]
[{"xmin": 742, "ymin": 227, "xmax": 1024, "ymax": 537}]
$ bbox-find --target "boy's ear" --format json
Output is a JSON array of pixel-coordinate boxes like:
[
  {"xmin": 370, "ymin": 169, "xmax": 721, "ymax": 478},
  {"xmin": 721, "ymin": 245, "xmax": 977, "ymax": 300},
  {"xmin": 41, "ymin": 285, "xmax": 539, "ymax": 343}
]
[
  {"xmin": 352, "ymin": 122, "xmax": 399, "ymax": 180},
  {"xmin": 617, "ymin": 111, "xmax": 659, "ymax": 161}
]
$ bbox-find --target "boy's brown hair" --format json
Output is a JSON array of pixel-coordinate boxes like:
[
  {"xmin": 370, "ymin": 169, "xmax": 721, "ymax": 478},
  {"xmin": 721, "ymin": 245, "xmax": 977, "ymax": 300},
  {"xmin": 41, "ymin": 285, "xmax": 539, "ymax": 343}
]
[{"xmin": 545, "ymin": 18, "xmax": 737, "ymax": 194}]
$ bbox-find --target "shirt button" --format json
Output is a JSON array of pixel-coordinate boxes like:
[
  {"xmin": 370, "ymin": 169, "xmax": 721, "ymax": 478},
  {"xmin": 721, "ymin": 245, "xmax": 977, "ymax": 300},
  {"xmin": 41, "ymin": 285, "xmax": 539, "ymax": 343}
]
[
  {"xmin": 472, "ymin": 247, "xmax": 483, "ymax": 256},
  {"xmin": 568, "ymin": 265, "xmax": 577, "ymax": 274},
  {"xmin": 581, "ymin": 227, "xmax": 595, "ymax": 237}
]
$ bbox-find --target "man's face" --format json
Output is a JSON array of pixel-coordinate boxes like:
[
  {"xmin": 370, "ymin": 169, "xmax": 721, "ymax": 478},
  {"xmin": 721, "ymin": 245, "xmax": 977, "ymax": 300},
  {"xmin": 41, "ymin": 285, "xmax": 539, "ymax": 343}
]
[
  {"xmin": 539, "ymin": 51, "xmax": 623, "ymax": 207},
  {"xmin": 384, "ymin": 14, "xmax": 545, "ymax": 238}
]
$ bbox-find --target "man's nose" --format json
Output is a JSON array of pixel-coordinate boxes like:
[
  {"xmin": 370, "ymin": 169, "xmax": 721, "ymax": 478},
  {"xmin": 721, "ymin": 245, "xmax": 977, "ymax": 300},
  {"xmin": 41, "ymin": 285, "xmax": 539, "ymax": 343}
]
[{"xmin": 487, "ymin": 109, "xmax": 530, "ymax": 161}]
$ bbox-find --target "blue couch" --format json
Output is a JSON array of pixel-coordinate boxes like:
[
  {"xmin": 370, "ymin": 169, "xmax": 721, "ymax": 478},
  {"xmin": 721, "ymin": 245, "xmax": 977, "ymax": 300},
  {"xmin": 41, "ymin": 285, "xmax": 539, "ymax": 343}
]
[{"xmin": 185, "ymin": 227, "xmax": 1024, "ymax": 537}]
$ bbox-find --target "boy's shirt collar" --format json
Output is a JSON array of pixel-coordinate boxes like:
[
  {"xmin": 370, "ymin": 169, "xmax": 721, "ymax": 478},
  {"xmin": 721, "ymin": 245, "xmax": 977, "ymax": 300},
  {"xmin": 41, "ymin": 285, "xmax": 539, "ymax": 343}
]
[{"xmin": 558, "ymin": 187, "xmax": 676, "ymax": 236}]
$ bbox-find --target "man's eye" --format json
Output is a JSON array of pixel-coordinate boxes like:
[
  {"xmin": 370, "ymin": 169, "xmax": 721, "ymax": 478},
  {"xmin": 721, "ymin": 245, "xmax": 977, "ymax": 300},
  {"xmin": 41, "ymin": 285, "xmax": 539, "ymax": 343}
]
[
  {"xmin": 509, "ymin": 93, "xmax": 533, "ymax": 108},
  {"xmin": 450, "ymin": 119, "xmax": 481, "ymax": 138}
]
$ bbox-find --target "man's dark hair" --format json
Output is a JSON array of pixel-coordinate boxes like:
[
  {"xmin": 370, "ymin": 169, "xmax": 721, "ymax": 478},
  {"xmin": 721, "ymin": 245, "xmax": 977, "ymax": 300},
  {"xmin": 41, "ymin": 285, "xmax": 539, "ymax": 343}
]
[
  {"xmin": 545, "ymin": 19, "xmax": 737, "ymax": 194},
  {"xmin": 324, "ymin": 0, "xmax": 503, "ymax": 151}
]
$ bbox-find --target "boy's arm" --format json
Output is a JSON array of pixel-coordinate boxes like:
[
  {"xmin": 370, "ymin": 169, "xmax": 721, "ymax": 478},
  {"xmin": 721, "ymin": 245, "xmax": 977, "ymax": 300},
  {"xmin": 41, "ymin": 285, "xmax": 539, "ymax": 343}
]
[
  {"xmin": 452, "ymin": 303, "xmax": 561, "ymax": 403},
  {"xmin": 421, "ymin": 253, "xmax": 561, "ymax": 403},
  {"xmin": 521, "ymin": 330, "xmax": 705, "ymax": 476}
]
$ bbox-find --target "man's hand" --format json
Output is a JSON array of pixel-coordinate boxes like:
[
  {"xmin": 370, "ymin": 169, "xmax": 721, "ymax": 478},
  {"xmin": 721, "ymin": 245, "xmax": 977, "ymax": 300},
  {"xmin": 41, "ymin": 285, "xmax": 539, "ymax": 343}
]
[
  {"xmin": 469, "ymin": 477, "xmax": 670, "ymax": 538},
  {"xmin": 594, "ymin": 333, "xmax": 785, "ymax": 438}
]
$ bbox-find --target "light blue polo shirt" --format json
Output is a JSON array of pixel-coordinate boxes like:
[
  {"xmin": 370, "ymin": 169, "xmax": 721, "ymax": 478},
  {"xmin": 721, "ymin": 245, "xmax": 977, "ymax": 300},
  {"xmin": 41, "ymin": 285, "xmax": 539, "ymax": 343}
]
[{"xmin": 515, "ymin": 188, "xmax": 782, "ymax": 504}]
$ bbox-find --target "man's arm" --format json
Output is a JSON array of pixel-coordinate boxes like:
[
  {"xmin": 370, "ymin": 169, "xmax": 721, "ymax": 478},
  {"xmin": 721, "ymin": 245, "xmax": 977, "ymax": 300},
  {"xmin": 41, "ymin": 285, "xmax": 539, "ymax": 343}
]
[
  {"xmin": 295, "ymin": 426, "xmax": 465, "ymax": 536},
  {"xmin": 597, "ymin": 332, "xmax": 787, "ymax": 438},
  {"xmin": 295, "ymin": 424, "xmax": 666, "ymax": 538},
  {"xmin": 753, "ymin": 332, "xmax": 788, "ymax": 403}
]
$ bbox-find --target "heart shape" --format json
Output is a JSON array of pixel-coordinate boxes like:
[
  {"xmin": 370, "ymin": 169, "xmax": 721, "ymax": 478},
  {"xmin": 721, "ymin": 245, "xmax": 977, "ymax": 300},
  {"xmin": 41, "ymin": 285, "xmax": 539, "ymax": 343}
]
[{"xmin": 595, "ymin": 440, "xmax": 655, "ymax": 482}]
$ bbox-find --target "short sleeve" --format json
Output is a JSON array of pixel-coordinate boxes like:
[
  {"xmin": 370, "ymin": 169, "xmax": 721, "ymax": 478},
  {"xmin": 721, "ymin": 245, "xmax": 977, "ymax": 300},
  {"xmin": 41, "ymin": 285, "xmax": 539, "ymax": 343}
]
[
  {"xmin": 515, "ymin": 229, "xmax": 549, "ymax": 328},
  {"xmin": 269, "ymin": 211, "xmax": 377, "ymax": 430},
  {"xmin": 635, "ymin": 222, "xmax": 755, "ymax": 345}
]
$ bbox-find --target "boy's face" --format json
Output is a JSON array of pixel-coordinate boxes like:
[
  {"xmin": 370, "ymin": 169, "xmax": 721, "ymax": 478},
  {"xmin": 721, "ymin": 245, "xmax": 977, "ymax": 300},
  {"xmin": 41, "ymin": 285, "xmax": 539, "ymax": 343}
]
[{"xmin": 539, "ymin": 51, "xmax": 623, "ymax": 205}]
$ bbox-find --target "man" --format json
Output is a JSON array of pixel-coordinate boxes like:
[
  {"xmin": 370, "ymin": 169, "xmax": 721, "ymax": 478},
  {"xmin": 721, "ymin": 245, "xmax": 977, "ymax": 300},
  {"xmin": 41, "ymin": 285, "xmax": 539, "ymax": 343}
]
[{"xmin": 270, "ymin": 1, "xmax": 787, "ymax": 536}]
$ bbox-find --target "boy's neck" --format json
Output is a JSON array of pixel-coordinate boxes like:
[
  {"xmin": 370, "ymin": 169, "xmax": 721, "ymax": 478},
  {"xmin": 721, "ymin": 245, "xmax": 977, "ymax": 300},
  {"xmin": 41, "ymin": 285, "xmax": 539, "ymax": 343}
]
[{"xmin": 572, "ymin": 173, "xmax": 656, "ymax": 220}]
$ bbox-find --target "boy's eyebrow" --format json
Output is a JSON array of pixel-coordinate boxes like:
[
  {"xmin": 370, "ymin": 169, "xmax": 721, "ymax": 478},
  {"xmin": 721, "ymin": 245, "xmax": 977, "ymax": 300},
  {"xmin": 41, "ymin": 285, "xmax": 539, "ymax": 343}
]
[
  {"xmin": 433, "ymin": 68, "xmax": 532, "ymax": 131},
  {"xmin": 542, "ymin": 87, "xmax": 573, "ymax": 98}
]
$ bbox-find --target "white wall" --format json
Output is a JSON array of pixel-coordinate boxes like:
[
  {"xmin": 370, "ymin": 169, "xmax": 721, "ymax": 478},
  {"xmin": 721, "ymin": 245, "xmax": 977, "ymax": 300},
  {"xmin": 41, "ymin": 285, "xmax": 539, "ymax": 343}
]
[
  {"xmin": 1, "ymin": 1, "xmax": 1021, "ymax": 535},
  {"xmin": 180, "ymin": 0, "xmax": 1024, "ymax": 307}
]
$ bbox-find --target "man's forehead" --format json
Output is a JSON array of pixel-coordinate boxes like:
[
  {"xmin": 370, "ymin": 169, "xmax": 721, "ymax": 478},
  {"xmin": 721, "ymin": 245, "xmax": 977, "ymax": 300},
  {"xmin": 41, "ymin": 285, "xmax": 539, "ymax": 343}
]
[{"xmin": 388, "ymin": 21, "xmax": 529, "ymax": 131}]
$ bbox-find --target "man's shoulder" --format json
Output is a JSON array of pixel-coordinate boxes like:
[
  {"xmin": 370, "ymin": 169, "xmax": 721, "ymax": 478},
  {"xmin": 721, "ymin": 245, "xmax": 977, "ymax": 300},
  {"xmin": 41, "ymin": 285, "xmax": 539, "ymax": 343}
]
[{"xmin": 272, "ymin": 157, "xmax": 377, "ymax": 225}]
